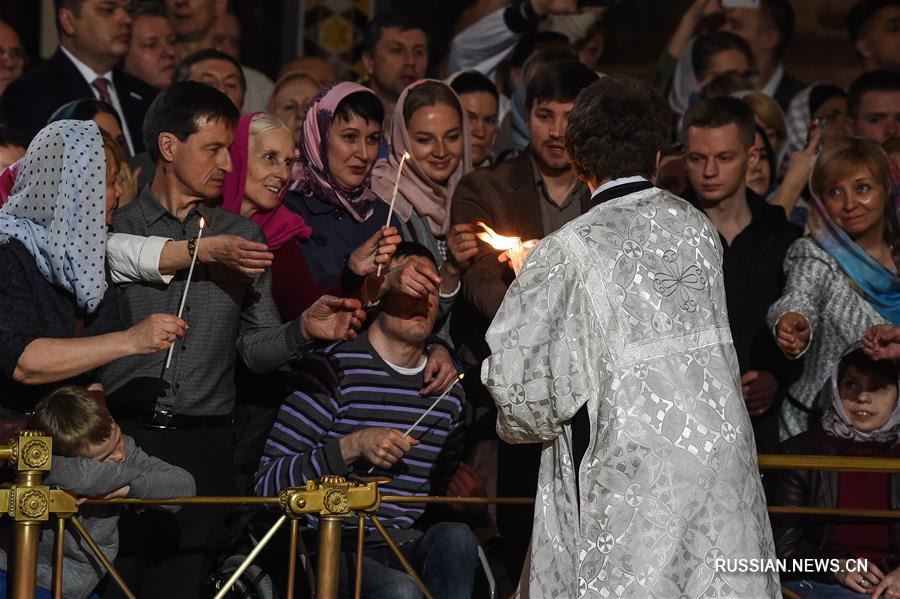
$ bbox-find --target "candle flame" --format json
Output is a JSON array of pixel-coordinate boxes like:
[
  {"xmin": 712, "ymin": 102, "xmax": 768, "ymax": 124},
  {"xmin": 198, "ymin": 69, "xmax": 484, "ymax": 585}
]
[
  {"xmin": 199, "ymin": 217, "xmax": 206, "ymax": 229},
  {"xmin": 402, "ymin": 151, "xmax": 411, "ymax": 160},
  {"xmin": 475, "ymin": 221, "xmax": 522, "ymax": 251}
]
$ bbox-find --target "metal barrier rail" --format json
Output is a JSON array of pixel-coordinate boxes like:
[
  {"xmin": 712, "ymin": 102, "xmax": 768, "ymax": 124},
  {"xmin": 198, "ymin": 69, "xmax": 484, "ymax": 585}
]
[
  {"xmin": 758, "ymin": 453, "xmax": 900, "ymax": 473},
  {"xmin": 85, "ymin": 490, "xmax": 536, "ymax": 598},
  {"xmin": 759, "ymin": 453, "xmax": 900, "ymax": 520},
  {"xmin": 5, "ymin": 445, "xmax": 900, "ymax": 598}
]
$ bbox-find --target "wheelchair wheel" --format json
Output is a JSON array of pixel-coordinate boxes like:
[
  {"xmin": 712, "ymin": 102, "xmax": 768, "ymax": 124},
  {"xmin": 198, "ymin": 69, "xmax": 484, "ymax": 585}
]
[{"xmin": 209, "ymin": 554, "xmax": 278, "ymax": 599}]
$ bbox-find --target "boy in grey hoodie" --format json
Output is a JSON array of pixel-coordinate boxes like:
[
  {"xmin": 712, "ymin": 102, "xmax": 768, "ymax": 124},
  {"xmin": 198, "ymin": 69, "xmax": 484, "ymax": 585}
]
[{"xmin": 0, "ymin": 386, "xmax": 196, "ymax": 599}]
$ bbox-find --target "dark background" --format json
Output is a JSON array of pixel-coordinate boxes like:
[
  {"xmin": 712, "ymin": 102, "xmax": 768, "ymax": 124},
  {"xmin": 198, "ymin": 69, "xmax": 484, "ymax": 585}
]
[{"xmin": 0, "ymin": 0, "xmax": 863, "ymax": 86}]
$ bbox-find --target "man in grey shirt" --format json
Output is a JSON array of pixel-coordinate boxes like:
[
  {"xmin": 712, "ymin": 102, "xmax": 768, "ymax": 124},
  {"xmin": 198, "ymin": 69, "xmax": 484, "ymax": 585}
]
[{"xmin": 99, "ymin": 81, "xmax": 366, "ymax": 599}]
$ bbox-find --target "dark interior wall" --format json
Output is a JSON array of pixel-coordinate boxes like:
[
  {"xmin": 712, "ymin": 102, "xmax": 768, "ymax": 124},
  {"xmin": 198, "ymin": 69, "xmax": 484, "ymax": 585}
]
[{"xmin": 230, "ymin": 0, "xmax": 298, "ymax": 80}]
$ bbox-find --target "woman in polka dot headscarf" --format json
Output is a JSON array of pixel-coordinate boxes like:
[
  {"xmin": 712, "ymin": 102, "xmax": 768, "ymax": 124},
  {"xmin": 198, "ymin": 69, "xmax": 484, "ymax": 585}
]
[{"xmin": 0, "ymin": 120, "xmax": 188, "ymax": 415}]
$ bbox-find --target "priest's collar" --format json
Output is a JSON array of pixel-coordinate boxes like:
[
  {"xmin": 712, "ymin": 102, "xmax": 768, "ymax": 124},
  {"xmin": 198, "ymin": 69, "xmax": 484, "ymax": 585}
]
[{"xmin": 590, "ymin": 176, "xmax": 653, "ymax": 208}]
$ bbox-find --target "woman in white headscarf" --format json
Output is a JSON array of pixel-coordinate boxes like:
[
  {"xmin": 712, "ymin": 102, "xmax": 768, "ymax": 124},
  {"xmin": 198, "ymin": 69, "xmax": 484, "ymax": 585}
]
[
  {"xmin": 775, "ymin": 344, "xmax": 900, "ymax": 598},
  {"xmin": 782, "ymin": 82, "xmax": 848, "ymax": 165},
  {"xmin": 0, "ymin": 120, "xmax": 186, "ymax": 414},
  {"xmin": 770, "ymin": 83, "xmax": 849, "ymax": 228}
]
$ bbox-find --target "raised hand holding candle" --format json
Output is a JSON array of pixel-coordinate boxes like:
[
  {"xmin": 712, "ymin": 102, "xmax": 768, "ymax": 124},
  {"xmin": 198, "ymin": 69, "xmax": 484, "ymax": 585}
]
[
  {"xmin": 376, "ymin": 151, "xmax": 410, "ymax": 278},
  {"xmin": 366, "ymin": 372, "xmax": 464, "ymax": 474},
  {"xmin": 165, "ymin": 217, "xmax": 205, "ymax": 369}
]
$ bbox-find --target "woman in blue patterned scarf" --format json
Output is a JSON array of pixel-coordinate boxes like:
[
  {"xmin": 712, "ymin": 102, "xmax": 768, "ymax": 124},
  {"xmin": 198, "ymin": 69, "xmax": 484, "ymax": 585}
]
[{"xmin": 770, "ymin": 137, "xmax": 900, "ymax": 440}]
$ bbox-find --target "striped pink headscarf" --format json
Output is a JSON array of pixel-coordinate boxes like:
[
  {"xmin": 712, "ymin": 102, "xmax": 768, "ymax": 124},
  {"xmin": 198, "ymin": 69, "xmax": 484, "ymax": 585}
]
[{"xmin": 290, "ymin": 82, "xmax": 380, "ymax": 223}]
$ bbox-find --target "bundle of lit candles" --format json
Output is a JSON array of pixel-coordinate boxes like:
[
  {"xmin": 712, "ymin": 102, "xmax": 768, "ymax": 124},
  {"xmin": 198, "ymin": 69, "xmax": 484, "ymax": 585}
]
[
  {"xmin": 475, "ymin": 222, "xmax": 538, "ymax": 276},
  {"xmin": 374, "ymin": 154, "xmax": 535, "ymax": 278}
]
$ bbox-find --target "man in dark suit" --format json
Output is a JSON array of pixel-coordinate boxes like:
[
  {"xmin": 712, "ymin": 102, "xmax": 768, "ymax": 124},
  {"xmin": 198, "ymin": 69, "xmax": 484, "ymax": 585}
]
[
  {"xmin": 449, "ymin": 59, "xmax": 598, "ymax": 587},
  {"xmin": 1, "ymin": 0, "xmax": 158, "ymax": 154}
]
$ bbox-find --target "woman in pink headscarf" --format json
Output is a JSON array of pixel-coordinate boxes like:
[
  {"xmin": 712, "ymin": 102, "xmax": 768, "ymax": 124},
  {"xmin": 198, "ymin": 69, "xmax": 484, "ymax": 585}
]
[
  {"xmin": 222, "ymin": 110, "xmax": 404, "ymax": 497},
  {"xmin": 283, "ymin": 84, "xmax": 403, "ymax": 303},
  {"xmin": 286, "ymin": 82, "xmax": 460, "ymax": 393},
  {"xmin": 222, "ymin": 111, "xmax": 400, "ymax": 322},
  {"xmin": 371, "ymin": 80, "xmax": 480, "ymax": 339}
]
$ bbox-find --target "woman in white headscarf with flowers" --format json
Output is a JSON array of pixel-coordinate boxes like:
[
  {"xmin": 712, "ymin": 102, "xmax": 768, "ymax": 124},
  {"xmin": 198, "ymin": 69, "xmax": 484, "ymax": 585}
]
[
  {"xmin": 775, "ymin": 343, "xmax": 900, "ymax": 599},
  {"xmin": 0, "ymin": 120, "xmax": 186, "ymax": 415}
]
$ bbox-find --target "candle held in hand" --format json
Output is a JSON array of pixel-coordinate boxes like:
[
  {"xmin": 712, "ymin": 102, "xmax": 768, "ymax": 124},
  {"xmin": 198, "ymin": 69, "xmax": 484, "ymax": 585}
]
[
  {"xmin": 366, "ymin": 372, "xmax": 464, "ymax": 474},
  {"xmin": 474, "ymin": 221, "xmax": 537, "ymax": 276},
  {"xmin": 376, "ymin": 151, "xmax": 411, "ymax": 278},
  {"xmin": 164, "ymin": 216, "xmax": 206, "ymax": 369}
]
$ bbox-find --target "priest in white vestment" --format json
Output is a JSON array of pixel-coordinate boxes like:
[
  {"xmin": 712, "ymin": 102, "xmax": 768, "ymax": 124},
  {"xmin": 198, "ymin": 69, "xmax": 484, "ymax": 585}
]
[{"xmin": 481, "ymin": 76, "xmax": 780, "ymax": 598}]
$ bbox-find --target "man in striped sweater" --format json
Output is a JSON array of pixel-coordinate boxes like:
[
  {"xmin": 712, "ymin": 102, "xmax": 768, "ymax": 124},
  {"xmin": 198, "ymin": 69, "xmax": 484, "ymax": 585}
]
[{"xmin": 255, "ymin": 242, "xmax": 480, "ymax": 599}]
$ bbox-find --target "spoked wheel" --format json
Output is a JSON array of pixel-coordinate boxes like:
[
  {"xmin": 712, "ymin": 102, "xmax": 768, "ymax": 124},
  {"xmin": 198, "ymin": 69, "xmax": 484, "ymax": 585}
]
[{"xmin": 209, "ymin": 554, "xmax": 278, "ymax": 599}]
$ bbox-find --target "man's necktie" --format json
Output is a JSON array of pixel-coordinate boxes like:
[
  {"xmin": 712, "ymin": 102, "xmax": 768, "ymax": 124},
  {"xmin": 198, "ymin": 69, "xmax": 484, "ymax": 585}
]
[{"xmin": 92, "ymin": 77, "xmax": 112, "ymax": 104}]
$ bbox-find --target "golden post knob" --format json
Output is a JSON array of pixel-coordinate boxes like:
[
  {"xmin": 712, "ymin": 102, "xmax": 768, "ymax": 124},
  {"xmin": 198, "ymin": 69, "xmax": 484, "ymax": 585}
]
[{"xmin": 18, "ymin": 489, "xmax": 48, "ymax": 519}]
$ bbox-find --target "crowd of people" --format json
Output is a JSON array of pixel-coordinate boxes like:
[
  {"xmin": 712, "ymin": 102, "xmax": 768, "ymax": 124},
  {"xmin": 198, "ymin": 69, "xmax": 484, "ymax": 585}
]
[{"xmin": 1, "ymin": 0, "xmax": 900, "ymax": 597}]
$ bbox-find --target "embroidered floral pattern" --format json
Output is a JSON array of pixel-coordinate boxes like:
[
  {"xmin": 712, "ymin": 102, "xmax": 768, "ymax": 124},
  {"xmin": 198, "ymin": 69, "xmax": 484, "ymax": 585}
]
[{"xmin": 483, "ymin": 188, "xmax": 779, "ymax": 598}]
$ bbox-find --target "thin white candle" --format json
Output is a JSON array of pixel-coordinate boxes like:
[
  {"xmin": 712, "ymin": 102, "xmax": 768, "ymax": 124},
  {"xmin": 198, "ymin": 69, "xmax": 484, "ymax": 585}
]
[
  {"xmin": 376, "ymin": 151, "xmax": 410, "ymax": 277},
  {"xmin": 367, "ymin": 372, "xmax": 464, "ymax": 474},
  {"xmin": 401, "ymin": 372, "xmax": 464, "ymax": 438},
  {"xmin": 165, "ymin": 217, "xmax": 206, "ymax": 369}
]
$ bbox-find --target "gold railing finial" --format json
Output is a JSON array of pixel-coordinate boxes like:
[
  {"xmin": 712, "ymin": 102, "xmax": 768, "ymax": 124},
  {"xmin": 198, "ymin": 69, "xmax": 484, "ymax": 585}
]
[
  {"xmin": 0, "ymin": 429, "xmax": 56, "ymax": 599},
  {"xmin": 279, "ymin": 476, "xmax": 381, "ymax": 519}
]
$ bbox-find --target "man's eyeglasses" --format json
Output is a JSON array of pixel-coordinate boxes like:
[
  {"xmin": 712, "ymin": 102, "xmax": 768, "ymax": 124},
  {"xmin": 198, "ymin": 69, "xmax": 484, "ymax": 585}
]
[{"xmin": 0, "ymin": 47, "xmax": 25, "ymax": 64}]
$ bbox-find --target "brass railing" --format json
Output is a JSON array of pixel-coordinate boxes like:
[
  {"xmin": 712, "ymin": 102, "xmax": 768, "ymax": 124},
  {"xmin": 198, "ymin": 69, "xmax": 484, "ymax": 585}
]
[
  {"xmin": 3, "ymin": 448, "xmax": 900, "ymax": 598},
  {"xmin": 759, "ymin": 453, "xmax": 900, "ymax": 519},
  {"xmin": 79, "ymin": 479, "xmax": 534, "ymax": 599}
]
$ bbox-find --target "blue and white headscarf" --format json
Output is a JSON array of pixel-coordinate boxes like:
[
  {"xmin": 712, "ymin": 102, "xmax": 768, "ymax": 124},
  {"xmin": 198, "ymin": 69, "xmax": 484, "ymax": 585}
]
[{"xmin": 0, "ymin": 120, "xmax": 108, "ymax": 312}]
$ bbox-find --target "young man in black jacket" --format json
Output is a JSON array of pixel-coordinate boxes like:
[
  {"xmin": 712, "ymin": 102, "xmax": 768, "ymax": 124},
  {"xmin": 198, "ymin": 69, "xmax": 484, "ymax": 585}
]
[{"xmin": 681, "ymin": 96, "xmax": 801, "ymax": 454}]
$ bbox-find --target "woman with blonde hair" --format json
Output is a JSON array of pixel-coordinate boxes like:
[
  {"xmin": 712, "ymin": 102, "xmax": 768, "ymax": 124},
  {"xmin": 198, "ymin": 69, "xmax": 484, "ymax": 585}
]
[
  {"xmin": 739, "ymin": 91, "xmax": 787, "ymax": 157},
  {"xmin": 771, "ymin": 137, "xmax": 900, "ymax": 439},
  {"xmin": 371, "ymin": 80, "xmax": 480, "ymax": 339},
  {"xmin": 222, "ymin": 110, "xmax": 400, "ymax": 321},
  {"xmin": 266, "ymin": 71, "xmax": 321, "ymax": 146}
]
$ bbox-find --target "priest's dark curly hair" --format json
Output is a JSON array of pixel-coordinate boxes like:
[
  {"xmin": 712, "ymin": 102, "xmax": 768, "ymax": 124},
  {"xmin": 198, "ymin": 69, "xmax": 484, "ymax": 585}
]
[{"xmin": 565, "ymin": 76, "xmax": 671, "ymax": 185}]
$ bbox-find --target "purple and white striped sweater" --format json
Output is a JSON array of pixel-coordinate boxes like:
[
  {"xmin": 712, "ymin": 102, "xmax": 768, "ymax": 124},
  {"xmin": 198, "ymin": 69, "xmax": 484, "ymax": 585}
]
[{"xmin": 254, "ymin": 332, "xmax": 467, "ymax": 533}]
